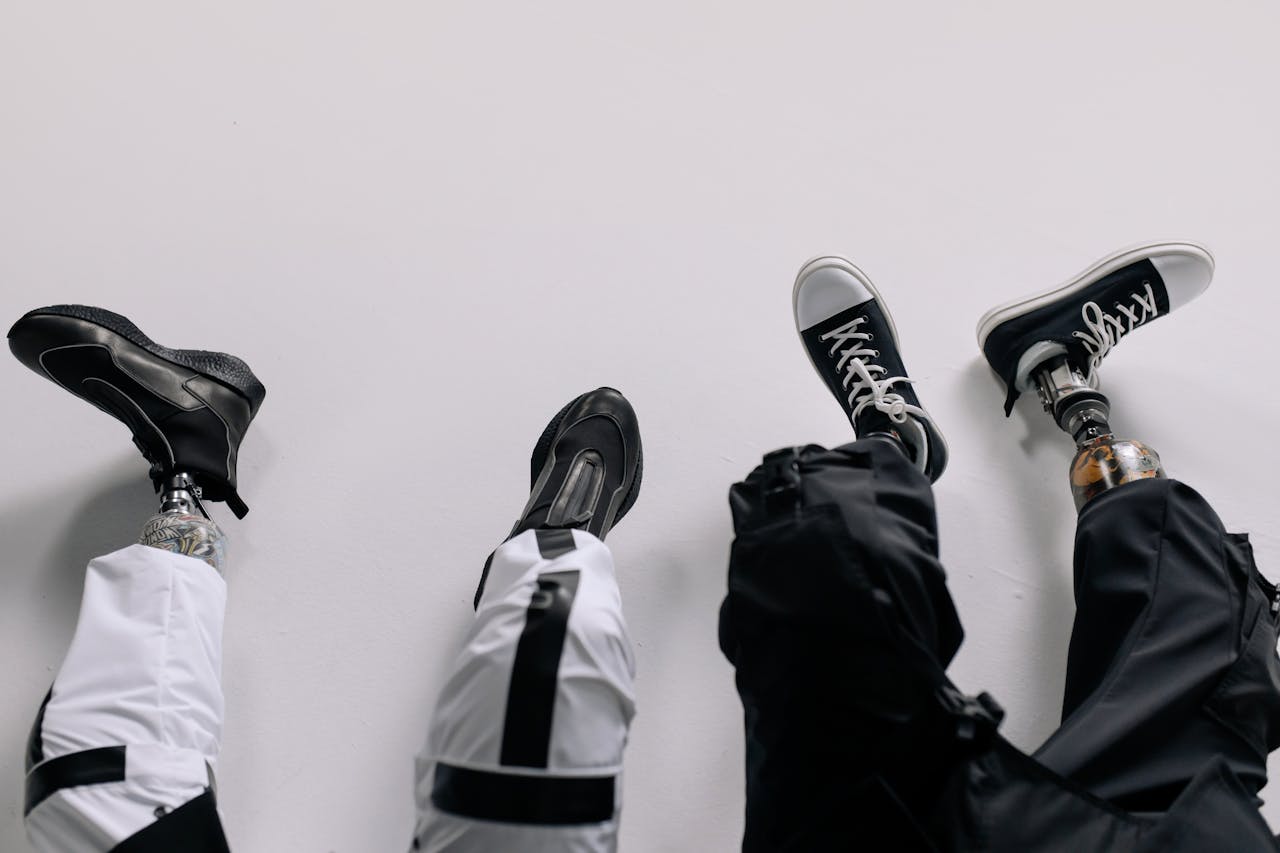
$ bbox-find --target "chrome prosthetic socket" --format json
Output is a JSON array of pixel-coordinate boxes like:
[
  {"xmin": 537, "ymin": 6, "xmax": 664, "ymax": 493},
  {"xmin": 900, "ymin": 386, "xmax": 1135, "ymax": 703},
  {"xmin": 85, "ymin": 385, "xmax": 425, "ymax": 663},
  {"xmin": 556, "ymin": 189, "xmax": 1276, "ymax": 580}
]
[
  {"xmin": 1032, "ymin": 357, "xmax": 1165, "ymax": 511},
  {"xmin": 138, "ymin": 473, "xmax": 226, "ymax": 573}
]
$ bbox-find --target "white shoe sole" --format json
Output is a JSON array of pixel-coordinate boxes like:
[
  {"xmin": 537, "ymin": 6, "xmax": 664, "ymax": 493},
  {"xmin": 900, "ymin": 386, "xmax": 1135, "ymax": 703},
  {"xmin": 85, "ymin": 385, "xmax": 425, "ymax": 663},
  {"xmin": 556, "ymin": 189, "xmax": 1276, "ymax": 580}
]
[
  {"xmin": 792, "ymin": 255, "xmax": 949, "ymax": 475},
  {"xmin": 974, "ymin": 240, "xmax": 1215, "ymax": 350}
]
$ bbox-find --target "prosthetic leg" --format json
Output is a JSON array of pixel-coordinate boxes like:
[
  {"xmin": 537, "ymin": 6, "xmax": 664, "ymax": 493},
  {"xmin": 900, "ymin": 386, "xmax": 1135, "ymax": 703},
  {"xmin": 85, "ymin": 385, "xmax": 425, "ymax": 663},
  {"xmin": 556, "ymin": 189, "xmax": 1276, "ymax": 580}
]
[
  {"xmin": 10, "ymin": 305, "xmax": 266, "ymax": 851},
  {"xmin": 27, "ymin": 481, "xmax": 231, "ymax": 852},
  {"xmin": 978, "ymin": 242, "xmax": 1280, "ymax": 835},
  {"xmin": 724, "ymin": 242, "xmax": 1280, "ymax": 850},
  {"xmin": 1031, "ymin": 357, "xmax": 1164, "ymax": 510},
  {"xmin": 977, "ymin": 241, "xmax": 1213, "ymax": 509}
]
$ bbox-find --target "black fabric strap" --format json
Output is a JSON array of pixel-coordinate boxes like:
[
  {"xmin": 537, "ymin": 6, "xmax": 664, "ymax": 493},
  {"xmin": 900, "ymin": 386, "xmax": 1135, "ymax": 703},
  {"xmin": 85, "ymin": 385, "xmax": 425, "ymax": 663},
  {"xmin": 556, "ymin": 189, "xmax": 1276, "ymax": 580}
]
[
  {"xmin": 431, "ymin": 761, "xmax": 614, "ymax": 825},
  {"xmin": 25, "ymin": 745, "xmax": 127, "ymax": 815},
  {"xmin": 26, "ymin": 687, "xmax": 52, "ymax": 772},
  {"xmin": 500, "ymin": 569, "xmax": 581, "ymax": 767},
  {"xmin": 535, "ymin": 528, "xmax": 576, "ymax": 559}
]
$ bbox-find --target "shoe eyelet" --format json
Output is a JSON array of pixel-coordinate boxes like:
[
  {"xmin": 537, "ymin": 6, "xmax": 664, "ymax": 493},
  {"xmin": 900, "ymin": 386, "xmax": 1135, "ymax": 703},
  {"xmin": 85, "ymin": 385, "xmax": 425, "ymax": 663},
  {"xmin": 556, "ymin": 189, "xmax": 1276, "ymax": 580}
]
[{"xmin": 866, "ymin": 333, "xmax": 874, "ymax": 340}]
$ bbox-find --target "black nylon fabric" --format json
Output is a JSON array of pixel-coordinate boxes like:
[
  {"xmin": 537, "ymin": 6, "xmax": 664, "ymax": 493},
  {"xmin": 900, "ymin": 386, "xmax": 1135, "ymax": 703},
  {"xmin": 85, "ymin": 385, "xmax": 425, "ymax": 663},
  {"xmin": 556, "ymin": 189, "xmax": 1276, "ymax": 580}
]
[
  {"xmin": 719, "ymin": 439, "xmax": 1280, "ymax": 851},
  {"xmin": 110, "ymin": 790, "xmax": 229, "ymax": 853},
  {"xmin": 719, "ymin": 441, "xmax": 966, "ymax": 851},
  {"xmin": 1035, "ymin": 479, "xmax": 1280, "ymax": 810}
]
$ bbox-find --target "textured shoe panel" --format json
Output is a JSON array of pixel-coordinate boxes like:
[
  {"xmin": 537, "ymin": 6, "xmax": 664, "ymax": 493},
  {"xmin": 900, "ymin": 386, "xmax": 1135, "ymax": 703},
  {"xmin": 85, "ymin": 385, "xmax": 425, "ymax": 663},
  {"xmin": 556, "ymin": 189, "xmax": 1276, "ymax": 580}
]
[
  {"xmin": 12, "ymin": 305, "xmax": 266, "ymax": 412},
  {"xmin": 530, "ymin": 393, "xmax": 582, "ymax": 487}
]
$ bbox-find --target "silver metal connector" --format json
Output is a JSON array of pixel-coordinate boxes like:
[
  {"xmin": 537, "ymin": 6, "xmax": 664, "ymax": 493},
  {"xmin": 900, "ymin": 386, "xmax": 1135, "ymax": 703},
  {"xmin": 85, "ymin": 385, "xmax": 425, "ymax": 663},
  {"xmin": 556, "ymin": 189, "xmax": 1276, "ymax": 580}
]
[
  {"xmin": 1032, "ymin": 357, "xmax": 1112, "ymax": 445},
  {"xmin": 158, "ymin": 473, "xmax": 206, "ymax": 517}
]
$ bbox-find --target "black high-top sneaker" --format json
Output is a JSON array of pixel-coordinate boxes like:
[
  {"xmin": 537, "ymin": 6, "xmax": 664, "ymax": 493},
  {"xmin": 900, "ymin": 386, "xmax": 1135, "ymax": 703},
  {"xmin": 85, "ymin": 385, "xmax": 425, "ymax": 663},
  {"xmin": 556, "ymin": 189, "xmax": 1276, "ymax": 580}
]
[
  {"xmin": 510, "ymin": 387, "xmax": 642, "ymax": 541},
  {"xmin": 793, "ymin": 256, "xmax": 949, "ymax": 482},
  {"xmin": 977, "ymin": 241, "xmax": 1213, "ymax": 416},
  {"xmin": 8, "ymin": 305, "xmax": 266, "ymax": 518}
]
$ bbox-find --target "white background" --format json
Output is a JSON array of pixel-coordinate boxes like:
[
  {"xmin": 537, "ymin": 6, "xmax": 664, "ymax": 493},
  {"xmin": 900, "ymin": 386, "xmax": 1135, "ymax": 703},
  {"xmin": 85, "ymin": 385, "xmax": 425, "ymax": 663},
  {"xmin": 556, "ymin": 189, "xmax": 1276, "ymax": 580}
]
[{"xmin": 2, "ymin": 2, "xmax": 1278, "ymax": 850}]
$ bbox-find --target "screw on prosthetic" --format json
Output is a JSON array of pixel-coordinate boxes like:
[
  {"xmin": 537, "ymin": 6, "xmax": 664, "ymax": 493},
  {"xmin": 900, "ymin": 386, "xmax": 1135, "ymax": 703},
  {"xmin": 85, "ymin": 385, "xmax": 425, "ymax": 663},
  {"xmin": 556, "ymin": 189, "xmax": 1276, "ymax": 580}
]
[
  {"xmin": 1031, "ymin": 356, "xmax": 1164, "ymax": 512},
  {"xmin": 138, "ymin": 473, "xmax": 226, "ymax": 573}
]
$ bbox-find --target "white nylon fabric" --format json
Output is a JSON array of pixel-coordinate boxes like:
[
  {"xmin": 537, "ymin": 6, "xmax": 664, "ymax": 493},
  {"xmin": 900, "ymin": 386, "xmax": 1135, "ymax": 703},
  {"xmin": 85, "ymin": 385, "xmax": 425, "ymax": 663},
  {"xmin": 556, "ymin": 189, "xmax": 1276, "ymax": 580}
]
[
  {"xmin": 25, "ymin": 544, "xmax": 227, "ymax": 852},
  {"xmin": 412, "ymin": 528, "xmax": 636, "ymax": 853}
]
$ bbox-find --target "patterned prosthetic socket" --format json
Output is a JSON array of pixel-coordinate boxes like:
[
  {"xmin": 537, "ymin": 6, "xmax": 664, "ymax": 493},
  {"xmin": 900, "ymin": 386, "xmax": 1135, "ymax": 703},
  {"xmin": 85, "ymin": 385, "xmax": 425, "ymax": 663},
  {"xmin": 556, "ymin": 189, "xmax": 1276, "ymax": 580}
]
[
  {"xmin": 1032, "ymin": 357, "xmax": 1166, "ymax": 511},
  {"xmin": 138, "ymin": 474, "xmax": 225, "ymax": 574},
  {"xmin": 1069, "ymin": 438, "xmax": 1165, "ymax": 512}
]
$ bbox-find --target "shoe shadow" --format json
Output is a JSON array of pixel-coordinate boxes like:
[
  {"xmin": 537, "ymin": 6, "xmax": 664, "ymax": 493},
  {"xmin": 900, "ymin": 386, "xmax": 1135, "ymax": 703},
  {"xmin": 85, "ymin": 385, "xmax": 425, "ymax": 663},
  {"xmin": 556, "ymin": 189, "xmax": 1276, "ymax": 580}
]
[{"xmin": 954, "ymin": 359, "xmax": 1076, "ymax": 748}]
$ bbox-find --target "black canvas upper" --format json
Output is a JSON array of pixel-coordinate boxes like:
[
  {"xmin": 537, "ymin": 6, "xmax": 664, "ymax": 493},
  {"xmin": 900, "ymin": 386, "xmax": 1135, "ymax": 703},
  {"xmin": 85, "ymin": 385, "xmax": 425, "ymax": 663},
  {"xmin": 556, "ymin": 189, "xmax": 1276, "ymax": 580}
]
[
  {"xmin": 982, "ymin": 259, "xmax": 1171, "ymax": 415},
  {"xmin": 8, "ymin": 305, "xmax": 265, "ymax": 517},
  {"xmin": 800, "ymin": 299, "xmax": 928, "ymax": 438}
]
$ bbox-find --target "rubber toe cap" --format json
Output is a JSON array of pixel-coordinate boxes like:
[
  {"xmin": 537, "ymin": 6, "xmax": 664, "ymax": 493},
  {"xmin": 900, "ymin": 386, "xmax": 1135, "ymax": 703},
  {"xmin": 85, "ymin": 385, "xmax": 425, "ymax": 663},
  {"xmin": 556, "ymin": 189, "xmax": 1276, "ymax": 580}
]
[
  {"xmin": 793, "ymin": 257, "xmax": 875, "ymax": 331},
  {"xmin": 1151, "ymin": 245, "xmax": 1214, "ymax": 311}
]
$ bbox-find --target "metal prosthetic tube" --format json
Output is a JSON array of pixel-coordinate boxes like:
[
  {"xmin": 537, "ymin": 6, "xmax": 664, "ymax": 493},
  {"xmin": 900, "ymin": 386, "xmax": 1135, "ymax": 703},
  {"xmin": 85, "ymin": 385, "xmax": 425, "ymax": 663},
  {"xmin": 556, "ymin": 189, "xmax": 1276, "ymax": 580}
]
[{"xmin": 1032, "ymin": 357, "xmax": 1165, "ymax": 511}]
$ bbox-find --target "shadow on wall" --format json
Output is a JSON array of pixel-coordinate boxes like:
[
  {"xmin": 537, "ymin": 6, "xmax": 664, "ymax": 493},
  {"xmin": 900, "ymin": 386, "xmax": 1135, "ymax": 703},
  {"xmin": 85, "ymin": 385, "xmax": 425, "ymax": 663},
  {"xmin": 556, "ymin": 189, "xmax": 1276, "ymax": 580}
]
[
  {"xmin": 0, "ymin": 454, "xmax": 157, "ymax": 829},
  {"xmin": 956, "ymin": 358, "xmax": 1078, "ymax": 745}
]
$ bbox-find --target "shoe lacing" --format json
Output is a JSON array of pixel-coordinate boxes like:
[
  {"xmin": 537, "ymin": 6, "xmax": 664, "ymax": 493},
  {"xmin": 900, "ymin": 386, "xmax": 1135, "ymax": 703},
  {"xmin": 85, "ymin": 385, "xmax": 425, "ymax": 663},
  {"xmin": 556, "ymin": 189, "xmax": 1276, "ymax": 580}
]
[
  {"xmin": 820, "ymin": 317, "xmax": 923, "ymax": 424},
  {"xmin": 1072, "ymin": 281, "xmax": 1159, "ymax": 376}
]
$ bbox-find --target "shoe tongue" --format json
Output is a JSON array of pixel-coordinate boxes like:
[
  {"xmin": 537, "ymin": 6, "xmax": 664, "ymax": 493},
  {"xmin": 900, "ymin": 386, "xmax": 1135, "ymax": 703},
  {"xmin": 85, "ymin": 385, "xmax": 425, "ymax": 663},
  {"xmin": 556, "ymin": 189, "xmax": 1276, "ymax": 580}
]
[{"xmin": 803, "ymin": 300, "xmax": 907, "ymax": 411}]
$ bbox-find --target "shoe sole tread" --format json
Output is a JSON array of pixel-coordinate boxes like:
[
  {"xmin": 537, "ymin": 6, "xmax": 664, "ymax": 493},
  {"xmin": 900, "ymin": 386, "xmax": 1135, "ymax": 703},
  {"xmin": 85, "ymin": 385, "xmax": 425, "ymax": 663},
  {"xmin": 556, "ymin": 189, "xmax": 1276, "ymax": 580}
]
[{"xmin": 12, "ymin": 304, "xmax": 265, "ymax": 412}]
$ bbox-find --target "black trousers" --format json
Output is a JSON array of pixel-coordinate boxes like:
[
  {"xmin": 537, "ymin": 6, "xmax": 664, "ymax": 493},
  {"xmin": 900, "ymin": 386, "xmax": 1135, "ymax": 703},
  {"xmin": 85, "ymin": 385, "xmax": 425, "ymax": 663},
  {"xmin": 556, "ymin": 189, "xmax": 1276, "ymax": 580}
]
[{"xmin": 719, "ymin": 440, "xmax": 1280, "ymax": 851}]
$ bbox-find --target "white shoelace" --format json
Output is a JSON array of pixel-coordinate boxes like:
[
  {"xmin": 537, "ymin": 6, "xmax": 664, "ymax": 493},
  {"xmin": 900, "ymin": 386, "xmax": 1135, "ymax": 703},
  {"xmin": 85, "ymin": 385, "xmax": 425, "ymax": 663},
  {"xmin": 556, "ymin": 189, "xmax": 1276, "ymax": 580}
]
[
  {"xmin": 819, "ymin": 317, "xmax": 921, "ymax": 423},
  {"xmin": 1072, "ymin": 282, "xmax": 1159, "ymax": 375}
]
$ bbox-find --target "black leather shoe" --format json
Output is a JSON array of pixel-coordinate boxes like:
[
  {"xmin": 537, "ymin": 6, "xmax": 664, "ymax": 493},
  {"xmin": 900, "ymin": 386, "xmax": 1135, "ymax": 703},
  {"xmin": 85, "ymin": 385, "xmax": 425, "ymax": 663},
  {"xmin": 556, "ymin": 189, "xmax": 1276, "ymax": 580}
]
[
  {"xmin": 8, "ymin": 305, "xmax": 266, "ymax": 517},
  {"xmin": 473, "ymin": 388, "xmax": 642, "ymax": 607},
  {"xmin": 511, "ymin": 387, "xmax": 643, "ymax": 541}
]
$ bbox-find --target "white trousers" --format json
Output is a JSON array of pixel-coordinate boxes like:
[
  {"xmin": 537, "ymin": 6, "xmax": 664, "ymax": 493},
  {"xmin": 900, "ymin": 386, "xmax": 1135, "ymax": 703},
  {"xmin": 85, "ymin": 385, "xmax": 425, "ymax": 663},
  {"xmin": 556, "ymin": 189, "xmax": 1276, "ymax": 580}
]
[
  {"xmin": 412, "ymin": 528, "xmax": 637, "ymax": 852},
  {"xmin": 24, "ymin": 544, "xmax": 226, "ymax": 852}
]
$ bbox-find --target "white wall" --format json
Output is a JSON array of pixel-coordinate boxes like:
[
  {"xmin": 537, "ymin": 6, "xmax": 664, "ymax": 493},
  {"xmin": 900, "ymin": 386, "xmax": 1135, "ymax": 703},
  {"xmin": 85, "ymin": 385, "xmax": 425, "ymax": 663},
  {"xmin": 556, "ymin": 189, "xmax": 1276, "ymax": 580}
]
[{"xmin": 2, "ymin": 2, "xmax": 1278, "ymax": 849}]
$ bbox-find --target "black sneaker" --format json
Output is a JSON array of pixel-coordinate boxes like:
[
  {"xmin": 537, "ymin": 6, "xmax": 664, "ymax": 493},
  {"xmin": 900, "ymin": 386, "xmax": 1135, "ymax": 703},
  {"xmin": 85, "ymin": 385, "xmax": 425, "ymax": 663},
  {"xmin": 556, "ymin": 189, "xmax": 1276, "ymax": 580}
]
[
  {"xmin": 793, "ymin": 256, "xmax": 949, "ymax": 482},
  {"xmin": 8, "ymin": 305, "xmax": 266, "ymax": 518},
  {"xmin": 977, "ymin": 241, "xmax": 1214, "ymax": 415},
  {"xmin": 510, "ymin": 387, "xmax": 642, "ymax": 541}
]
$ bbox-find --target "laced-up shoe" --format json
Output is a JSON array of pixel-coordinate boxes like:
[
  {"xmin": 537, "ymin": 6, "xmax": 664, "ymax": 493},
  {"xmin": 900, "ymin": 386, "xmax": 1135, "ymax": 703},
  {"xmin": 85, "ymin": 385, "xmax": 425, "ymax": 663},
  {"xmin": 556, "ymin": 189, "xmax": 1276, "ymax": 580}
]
[
  {"xmin": 510, "ymin": 387, "xmax": 643, "ymax": 541},
  {"xmin": 977, "ymin": 241, "xmax": 1214, "ymax": 415},
  {"xmin": 8, "ymin": 305, "xmax": 266, "ymax": 517},
  {"xmin": 793, "ymin": 256, "xmax": 949, "ymax": 482}
]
